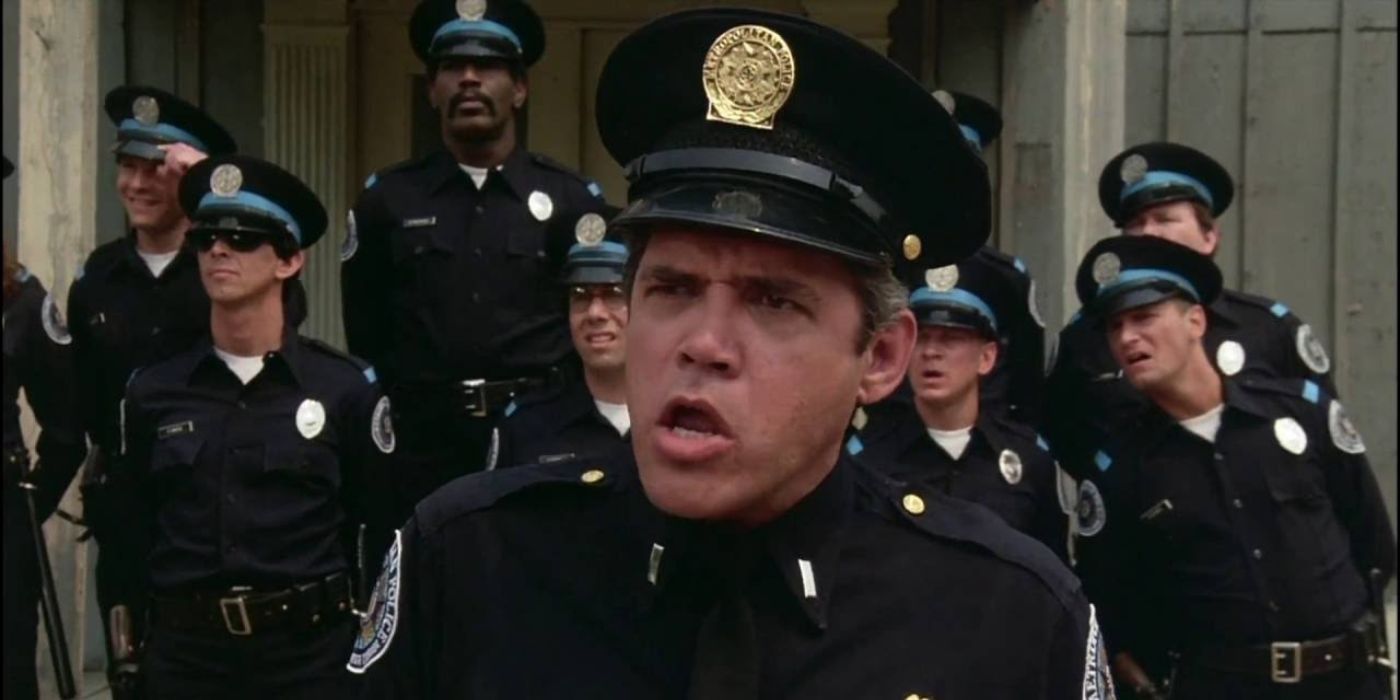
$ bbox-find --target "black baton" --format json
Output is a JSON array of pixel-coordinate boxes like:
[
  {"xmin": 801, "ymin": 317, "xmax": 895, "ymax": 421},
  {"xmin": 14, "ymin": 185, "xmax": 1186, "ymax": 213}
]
[{"xmin": 20, "ymin": 481, "xmax": 76, "ymax": 699}]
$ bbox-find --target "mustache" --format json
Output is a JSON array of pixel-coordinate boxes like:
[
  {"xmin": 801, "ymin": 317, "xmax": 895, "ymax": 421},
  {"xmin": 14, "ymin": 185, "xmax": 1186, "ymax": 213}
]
[{"xmin": 449, "ymin": 91, "xmax": 496, "ymax": 114}]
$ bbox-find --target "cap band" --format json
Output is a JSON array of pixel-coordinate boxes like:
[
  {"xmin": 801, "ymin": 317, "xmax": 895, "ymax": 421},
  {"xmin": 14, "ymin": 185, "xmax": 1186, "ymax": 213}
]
[
  {"xmin": 909, "ymin": 287, "xmax": 999, "ymax": 333},
  {"xmin": 1120, "ymin": 170, "xmax": 1214, "ymax": 209},
  {"xmin": 431, "ymin": 19, "xmax": 523, "ymax": 53},
  {"xmin": 117, "ymin": 119, "xmax": 210, "ymax": 152},
  {"xmin": 567, "ymin": 241, "xmax": 629, "ymax": 262},
  {"xmin": 197, "ymin": 190, "xmax": 302, "ymax": 243},
  {"xmin": 1096, "ymin": 268, "xmax": 1200, "ymax": 302},
  {"xmin": 958, "ymin": 124, "xmax": 983, "ymax": 152}
]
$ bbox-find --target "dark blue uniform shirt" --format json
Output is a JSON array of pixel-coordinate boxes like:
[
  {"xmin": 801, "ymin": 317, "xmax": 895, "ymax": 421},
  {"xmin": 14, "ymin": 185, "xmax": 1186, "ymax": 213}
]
[{"xmin": 487, "ymin": 380, "xmax": 629, "ymax": 470}]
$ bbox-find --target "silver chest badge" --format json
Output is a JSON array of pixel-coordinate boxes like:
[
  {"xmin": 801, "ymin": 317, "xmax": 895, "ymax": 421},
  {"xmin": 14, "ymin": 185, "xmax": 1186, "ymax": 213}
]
[
  {"xmin": 999, "ymin": 448, "xmax": 1023, "ymax": 485},
  {"xmin": 1295, "ymin": 324, "xmax": 1331, "ymax": 374},
  {"xmin": 296, "ymin": 399, "xmax": 327, "ymax": 439},
  {"xmin": 1273, "ymin": 417, "xmax": 1308, "ymax": 455},
  {"xmin": 528, "ymin": 190, "xmax": 554, "ymax": 222},
  {"xmin": 1215, "ymin": 340, "xmax": 1246, "ymax": 376}
]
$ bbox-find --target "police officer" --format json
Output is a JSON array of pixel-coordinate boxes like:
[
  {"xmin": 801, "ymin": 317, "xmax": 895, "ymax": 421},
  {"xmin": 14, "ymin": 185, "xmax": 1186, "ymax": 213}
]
[
  {"xmin": 68, "ymin": 86, "xmax": 237, "ymax": 679},
  {"xmin": 109, "ymin": 156, "xmax": 395, "ymax": 698},
  {"xmin": 849, "ymin": 255, "xmax": 1070, "ymax": 559},
  {"xmin": 3, "ymin": 156, "xmax": 87, "ymax": 700},
  {"xmin": 349, "ymin": 9, "xmax": 1112, "ymax": 698},
  {"xmin": 487, "ymin": 213, "xmax": 631, "ymax": 469},
  {"xmin": 1046, "ymin": 142, "xmax": 1337, "ymax": 478},
  {"xmin": 1070, "ymin": 236, "xmax": 1394, "ymax": 699},
  {"xmin": 341, "ymin": 0, "xmax": 609, "ymax": 517},
  {"xmin": 935, "ymin": 89, "xmax": 1047, "ymax": 423}
]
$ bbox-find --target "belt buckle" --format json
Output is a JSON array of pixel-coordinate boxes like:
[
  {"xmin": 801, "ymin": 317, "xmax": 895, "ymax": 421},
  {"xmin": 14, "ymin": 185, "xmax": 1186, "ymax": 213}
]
[
  {"xmin": 1270, "ymin": 641, "xmax": 1302, "ymax": 683},
  {"xmin": 219, "ymin": 596, "xmax": 253, "ymax": 636},
  {"xmin": 461, "ymin": 379, "xmax": 487, "ymax": 418}
]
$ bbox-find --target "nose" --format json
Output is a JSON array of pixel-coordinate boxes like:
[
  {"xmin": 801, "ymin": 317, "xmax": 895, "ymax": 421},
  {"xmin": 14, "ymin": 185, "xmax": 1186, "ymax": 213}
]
[
  {"xmin": 676, "ymin": 290, "xmax": 740, "ymax": 377},
  {"xmin": 586, "ymin": 295, "xmax": 612, "ymax": 321}
]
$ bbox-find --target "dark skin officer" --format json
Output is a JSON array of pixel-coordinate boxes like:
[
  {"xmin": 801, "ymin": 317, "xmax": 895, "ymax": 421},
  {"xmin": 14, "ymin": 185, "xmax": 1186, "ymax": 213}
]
[
  {"xmin": 487, "ymin": 219, "xmax": 631, "ymax": 469},
  {"xmin": 109, "ymin": 156, "xmax": 395, "ymax": 698},
  {"xmin": 68, "ymin": 86, "xmax": 236, "ymax": 680},
  {"xmin": 350, "ymin": 9, "xmax": 1112, "ymax": 699},
  {"xmin": 4, "ymin": 156, "xmax": 88, "ymax": 700},
  {"xmin": 850, "ymin": 255, "xmax": 1070, "ymax": 561},
  {"xmin": 1071, "ymin": 236, "xmax": 1395, "ymax": 700},
  {"xmin": 1045, "ymin": 142, "xmax": 1338, "ymax": 480},
  {"xmin": 341, "ymin": 0, "xmax": 607, "ymax": 519}
]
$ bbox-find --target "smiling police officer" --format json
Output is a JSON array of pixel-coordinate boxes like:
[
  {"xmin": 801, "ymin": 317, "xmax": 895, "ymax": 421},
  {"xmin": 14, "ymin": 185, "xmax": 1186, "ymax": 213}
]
[{"xmin": 349, "ymin": 9, "xmax": 1111, "ymax": 699}]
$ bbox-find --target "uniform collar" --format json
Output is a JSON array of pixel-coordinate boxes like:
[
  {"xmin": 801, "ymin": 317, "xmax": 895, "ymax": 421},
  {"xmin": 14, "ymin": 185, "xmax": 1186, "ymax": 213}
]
[
  {"xmin": 1208, "ymin": 289, "xmax": 1244, "ymax": 328},
  {"xmin": 427, "ymin": 147, "xmax": 533, "ymax": 201},
  {"xmin": 1221, "ymin": 376, "xmax": 1273, "ymax": 418},
  {"xmin": 556, "ymin": 380, "xmax": 614, "ymax": 430},
  {"xmin": 186, "ymin": 326, "xmax": 306, "ymax": 388},
  {"xmin": 638, "ymin": 456, "xmax": 852, "ymax": 631},
  {"xmin": 117, "ymin": 233, "xmax": 197, "ymax": 281}
]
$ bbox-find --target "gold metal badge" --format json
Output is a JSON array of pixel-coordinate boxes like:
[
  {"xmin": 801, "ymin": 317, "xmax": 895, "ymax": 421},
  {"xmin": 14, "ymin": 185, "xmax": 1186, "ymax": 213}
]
[
  {"xmin": 901, "ymin": 493, "xmax": 926, "ymax": 515},
  {"xmin": 702, "ymin": 25, "xmax": 796, "ymax": 130},
  {"xmin": 902, "ymin": 234, "xmax": 922, "ymax": 261},
  {"xmin": 580, "ymin": 469, "xmax": 605, "ymax": 484}
]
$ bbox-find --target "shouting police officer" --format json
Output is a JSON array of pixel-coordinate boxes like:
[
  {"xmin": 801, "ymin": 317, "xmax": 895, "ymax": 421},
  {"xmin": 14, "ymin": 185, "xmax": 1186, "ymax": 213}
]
[
  {"xmin": 1046, "ymin": 142, "xmax": 1338, "ymax": 478},
  {"xmin": 349, "ymin": 9, "xmax": 1111, "ymax": 698},
  {"xmin": 849, "ymin": 255, "xmax": 1070, "ymax": 560},
  {"xmin": 67, "ymin": 85, "xmax": 237, "ymax": 690},
  {"xmin": 110, "ymin": 156, "xmax": 395, "ymax": 697},
  {"xmin": 487, "ymin": 212, "xmax": 631, "ymax": 469},
  {"xmin": 1072, "ymin": 236, "xmax": 1394, "ymax": 699},
  {"xmin": 341, "ymin": 0, "xmax": 608, "ymax": 518}
]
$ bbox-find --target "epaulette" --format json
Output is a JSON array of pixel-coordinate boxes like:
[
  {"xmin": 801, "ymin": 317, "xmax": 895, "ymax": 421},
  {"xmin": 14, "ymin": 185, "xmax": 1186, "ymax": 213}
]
[
  {"xmin": 988, "ymin": 413, "xmax": 1041, "ymax": 445},
  {"xmin": 528, "ymin": 152, "xmax": 605, "ymax": 198},
  {"xmin": 1239, "ymin": 374, "xmax": 1327, "ymax": 406},
  {"xmin": 974, "ymin": 245, "xmax": 1030, "ymax": 278},
  {"xmin": 888, "ymin": 482, "xmax": 1082, "ymax": 610},
  {"xmin": 1222, "ymin": 288, "xmax": 1294, "ymax": 318},
  {"xmin": 302, "ymin": 337, "xmax": 375, "ymax": 382},
  {"xmin": 415, "ymin": 454, "xmax": 619, "ymax": 535},
  {"xmin": 363, "ymin": 152, "xmax": 439, "ymax": 190}
]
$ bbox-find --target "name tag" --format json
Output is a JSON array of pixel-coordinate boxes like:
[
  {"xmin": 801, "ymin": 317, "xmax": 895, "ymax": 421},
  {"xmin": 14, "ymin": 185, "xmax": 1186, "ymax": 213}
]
[
  {"xmin": 157, "ymin": 420, "xmax": 195, "ymax": 440},
  {"xmin": 1139, "ymin": 499, "xmax": 1174, "ymax": 521},
  {"xmin": 89, "ymin": 312, "xmax": 106, "ymax": 326},
  {"xmin": 401, "ymin": 217, "xmax": 437, "ymax": 228}
]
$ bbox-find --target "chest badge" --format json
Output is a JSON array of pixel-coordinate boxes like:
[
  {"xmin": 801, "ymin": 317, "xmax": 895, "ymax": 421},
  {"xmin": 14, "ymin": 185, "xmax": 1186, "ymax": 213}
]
[
  {"xmin": 1215, "ymin": 339, "xmax": 1246, "ymax": 376},
  {"xmin": 1273, "ymin": 417, "xmax": 1308, "ymax": 455},
  {"xmin": 528, "ymin": 190, "xmax": 554, "ymax": 222},
  {"xmin": 296, "ymin": 399, "xmax": 327, "ymax": 439},
  {"xmin": 998, "ymin": 448, "xmax": 1023, "ymax": 485}
]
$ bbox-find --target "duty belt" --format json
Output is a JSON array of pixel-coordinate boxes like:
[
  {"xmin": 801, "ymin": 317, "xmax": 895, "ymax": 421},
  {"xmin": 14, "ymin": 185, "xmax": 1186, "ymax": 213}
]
[
  {"xmin": 458, "ymin": 377, "xmax": 544, "ymax": 417},
  {"xmin": 1185, "ymin": 616, "xmax": 1391, "ymax": 684},
  {"xmin": 152, "ymin": 572, "xmax": 353, "ymax": 637}
]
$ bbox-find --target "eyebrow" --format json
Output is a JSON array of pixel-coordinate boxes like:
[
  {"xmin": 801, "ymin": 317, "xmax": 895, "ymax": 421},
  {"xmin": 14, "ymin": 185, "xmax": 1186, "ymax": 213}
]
[{"xmin": 640, "ymin": 264, "xmax": 822, "ymax": 305}]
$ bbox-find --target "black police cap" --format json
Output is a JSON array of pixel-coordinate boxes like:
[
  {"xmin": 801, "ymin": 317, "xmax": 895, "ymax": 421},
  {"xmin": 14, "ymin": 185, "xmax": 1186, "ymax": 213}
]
[
  {"xmin": 3, "ymin": 154, "xmax": 12, "ymax": 180},
  {"xmin": 1098, "ymin": 142, "xmax": 1234, "ymax": 226},
  {"xmin": 595, "ymin": 9, "xmax": 991, "ymax": 275},
  {"xmin": 909, "ymin": 254, "xmax": 1017, "ymax": 339},
  {"xmin": 1075, "ymin": 235, "xmax": 1223, "ymax": 320},
  {"xmin": 563, "ymin": 207, "xmax": 628, "ymax": 285},
  {"xmin": 409, "ymin": 0, "xmax": 545, "ymax": 67},
  {"xmin": 104, "ymin": 85, "xmax": 237, "ymax": 162},
  {"xmin": 178, "ymin": 155, "xmax": 328, "ymax": 250},
  {"xmin": 933, "ymin": 90, "xmax": 1002, "ymax": 153}
]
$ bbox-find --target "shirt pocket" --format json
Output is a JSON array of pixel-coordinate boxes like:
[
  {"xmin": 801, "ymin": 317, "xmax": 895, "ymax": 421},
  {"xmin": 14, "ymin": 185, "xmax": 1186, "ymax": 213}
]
[
  {"xmin": 262, "ymin": 440, "xmax": 341, "ymax": 494},
  {"xmin": 148, "ymin": 433, "xmax": 203, "ymax": 501}
]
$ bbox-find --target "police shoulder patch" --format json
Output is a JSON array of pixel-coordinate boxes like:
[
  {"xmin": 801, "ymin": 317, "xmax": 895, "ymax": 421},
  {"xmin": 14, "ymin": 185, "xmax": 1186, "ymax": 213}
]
[
  {"xmin": 1328, "ymin": 400, "xmax": 1365, "ymax": 455},
  {"xmin": 41, "ymin": 293, "xmax": 73, "ymax": 346},
  {"xmin": 340, "ymin": 209, "xmax": 359, "ymax": 262},
  {"xmin": 1082, "ymin": 605, "xmax": 1117, "ymax": 700},
  {"xmin": 1076, "ymin": 480, "xmax": 1107, "ymax": 537},
  {"xmin": 347, "ymin": 529, "xmax": 402, "ymax": 674},
  {"xmin": 371, "ymin": 396, "xmax": 396, "ymax": 454},
  {"xmin": 1295, "ymin": 323, "xmax": 1331, "ymax": 374}
]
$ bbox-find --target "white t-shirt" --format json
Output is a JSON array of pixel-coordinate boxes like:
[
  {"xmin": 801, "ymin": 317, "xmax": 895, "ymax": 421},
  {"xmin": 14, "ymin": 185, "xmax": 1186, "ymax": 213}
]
[
  {"xmin": 214, "ymin": 347, "xmax": 265, "ymax": 385},
  {"xmin": 138, "ymin": 249, "xmax": 179, "ymax": 278},
  {"xmin": 595, "ymin": 400, "xmax": 630, "ymax": 437},
  {"xmin": 459, "ymin": 164, "xmax": 490, "ymax": 189},
  {"xmin": 927, "ymin": 426, "xmax": 974, "ymax": 460},
  {"xmin": 1179, "ymin": 403, "xmax": 1225, "ymax": 443}
]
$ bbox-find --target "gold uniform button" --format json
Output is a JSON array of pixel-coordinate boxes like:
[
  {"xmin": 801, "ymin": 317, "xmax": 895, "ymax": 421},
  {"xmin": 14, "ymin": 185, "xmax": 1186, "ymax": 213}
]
[
  {"xmin": 902, "ymin": 493, "xmax": 926, "ymax": 515},
  {"xmin": 902, "ymin": 234, "xmax": 922, "ymax": 260},
  {"xmin": 580, "ymin": 469, "xmax": 606, "ymax": 484}
]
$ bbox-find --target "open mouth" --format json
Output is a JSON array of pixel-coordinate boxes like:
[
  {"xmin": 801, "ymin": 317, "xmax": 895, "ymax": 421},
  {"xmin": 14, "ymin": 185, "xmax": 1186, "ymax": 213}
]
[
  {"xmin": 585, "ymin": 331, "xmax": 617, "ymax": 345},
  {"xmin": 1124, "ymin": 350, "xmax": 1152, "ymax": 371},
  {"xmin": 653, "ymin": 396, "xmax": 736, "ymax": 462}
]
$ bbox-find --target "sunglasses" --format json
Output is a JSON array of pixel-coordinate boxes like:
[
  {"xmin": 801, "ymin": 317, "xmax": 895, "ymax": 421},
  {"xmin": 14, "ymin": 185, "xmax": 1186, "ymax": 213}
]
[{"xmin": 189, "ymin": 229, "xmax": 274, "ymax": 253}]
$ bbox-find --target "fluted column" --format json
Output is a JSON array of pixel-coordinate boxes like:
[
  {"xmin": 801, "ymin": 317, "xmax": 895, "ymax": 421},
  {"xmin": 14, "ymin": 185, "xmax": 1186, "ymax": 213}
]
[{"xmin": 263, "ymin": 13, "xmax": 352, "ymax": 348}]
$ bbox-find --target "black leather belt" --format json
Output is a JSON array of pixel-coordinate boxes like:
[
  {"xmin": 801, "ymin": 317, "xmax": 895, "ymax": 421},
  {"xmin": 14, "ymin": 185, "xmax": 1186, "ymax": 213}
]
[
  {"xmin": 1186, "ymin": 617, "xmax": 1389, "ymax": 684},
  {"xmin": 458, "ymin": 377, "xmax": 544, "ymax": 417},
  {"xmin": 153, "ymin": 572, "xmax": 352, "ymax": 637}
]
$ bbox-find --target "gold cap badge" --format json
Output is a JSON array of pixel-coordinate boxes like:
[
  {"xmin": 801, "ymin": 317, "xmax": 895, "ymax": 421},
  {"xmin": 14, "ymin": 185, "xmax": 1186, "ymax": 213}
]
[
  {"xmin": 902, "ymin": 234, "xmax": 922, "ymax": 261},
  {"xmin": 702, "ymin": 25, "xmax": 796, "ymax": 130}
]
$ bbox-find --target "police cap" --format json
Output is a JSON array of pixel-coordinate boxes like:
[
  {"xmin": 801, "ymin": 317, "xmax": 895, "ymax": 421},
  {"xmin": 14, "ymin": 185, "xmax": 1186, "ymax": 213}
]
[
  {"xmin": 563, "ymin": 208, "xmax": 628, "ymax": 285},
  {"xmin": 1075, "ymin": 235, "xmax": 1222, "ymax": 320},
  {"xmin": 1098, "ymin": 142, "xmax": 1234, "ymax": 226},
  {"xmin": 409, "ymin": 0, "xmax": 545, "ymax": 67},
  {"xmin": 178, "ymin": 155, "xmax": 329, "ymax": 250},
  {"xmin": 911, "ymin": 255, "xmax": 1015, "ymax": 339},
  {"xmin": 932, "ymin": 90, "xmax": 1002, "ymax": 154},
  {"xmin": 595, "ymin": 9, "xmax": 990, "ymax": 276},
  {"xmin": 105, "ymin": 85, "xmax": 237, "ymax": 162}
]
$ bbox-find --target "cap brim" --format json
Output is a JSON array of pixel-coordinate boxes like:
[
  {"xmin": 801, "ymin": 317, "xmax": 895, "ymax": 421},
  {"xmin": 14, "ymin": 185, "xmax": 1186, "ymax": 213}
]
[
  {"xmin": 433, "ymin": 36, "xmax": 521, "ymax": 62},
  {"xmin": 1093, "ymin": 286, "xmax": 1191, "ymax": 322},
  {"xmin": 563, "ymin": 267, "xmax": 626, "ymax": 285},
  {"xmin": 113, "ymin": 139, "xmax": 167, "ymax": 162},
  {"xmin": 913, "ymin": 306, "xmax": 996, "ymax": 337}
]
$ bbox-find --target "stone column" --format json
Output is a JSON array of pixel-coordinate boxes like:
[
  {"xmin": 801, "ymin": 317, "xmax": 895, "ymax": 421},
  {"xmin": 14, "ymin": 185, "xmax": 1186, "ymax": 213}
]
[
  {"xmin": 18, "ymin": 1, "xmax": 100, "ymax": 694},
  {"xmin": 999, "ymin": 0, "xmax": 1126, "ymax": 328},
  {"xmin": 263, "ymin": 2, "xmax": 353, "ymax": 348}
]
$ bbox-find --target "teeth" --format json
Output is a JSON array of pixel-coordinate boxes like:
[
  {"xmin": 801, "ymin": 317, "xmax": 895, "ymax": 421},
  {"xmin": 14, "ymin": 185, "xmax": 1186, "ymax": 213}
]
[{"xmin": 671, "ymin": 426, "xmax": 714, "ymax": 439}]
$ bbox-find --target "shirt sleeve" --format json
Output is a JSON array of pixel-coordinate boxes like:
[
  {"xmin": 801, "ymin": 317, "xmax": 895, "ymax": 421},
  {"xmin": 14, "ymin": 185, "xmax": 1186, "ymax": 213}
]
[
  {"xmin": 20, "ymin": 286, "xmax": 87, "ymax": 518},
  {"xmin": 342, "ymin": 186, "xmax": 395, "ymax": 372},
  {"xmin": 340, "ymin": 375, "xmax": 400, "ymax": 598},
  {"xmin": 1313, "ymin": 397, "xmax": 1396, "ymax": 588},
  {"xmin": 351, "ymin": 519, "xmax": 441, "ymax": 698}
]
